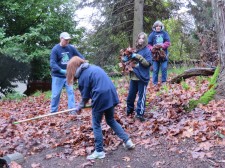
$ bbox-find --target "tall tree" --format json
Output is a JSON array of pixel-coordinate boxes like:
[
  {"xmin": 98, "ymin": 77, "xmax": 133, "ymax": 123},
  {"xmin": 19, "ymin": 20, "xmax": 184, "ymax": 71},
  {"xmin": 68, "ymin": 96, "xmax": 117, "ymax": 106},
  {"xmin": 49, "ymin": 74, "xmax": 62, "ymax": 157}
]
[
  {"xmin": 187, "ymin": 0, "xmax": 218, "ymax": 67},
  {"xmin": 133, "ymin": 0, "xmax": 144, "ymax": 46},
  {"xmin": 78, "ymin": 0, "xmax": 175, "ymax": 67},
  {"xmin": 211, "ymin": 0, "xmax": 225, "ymax": 99}
]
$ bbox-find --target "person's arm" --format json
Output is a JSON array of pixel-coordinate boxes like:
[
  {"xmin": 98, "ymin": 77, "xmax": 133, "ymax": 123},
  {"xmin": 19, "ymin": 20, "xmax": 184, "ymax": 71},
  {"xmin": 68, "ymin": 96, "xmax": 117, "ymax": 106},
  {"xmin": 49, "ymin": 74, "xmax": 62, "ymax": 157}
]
[
  {"xmin": 78, "ymin": 79, "xmax": 91, "ymax": 108},
  {"xmin": 162, "ymin": 32, "xmax": 171, "ymax": 49},
  {"xmin": 131, "ymin": 53, "xmax": 151, "ymax": 67},
  {"xmin": 71, "ymin": 45, "xmax": 85, "ymax": 59}
]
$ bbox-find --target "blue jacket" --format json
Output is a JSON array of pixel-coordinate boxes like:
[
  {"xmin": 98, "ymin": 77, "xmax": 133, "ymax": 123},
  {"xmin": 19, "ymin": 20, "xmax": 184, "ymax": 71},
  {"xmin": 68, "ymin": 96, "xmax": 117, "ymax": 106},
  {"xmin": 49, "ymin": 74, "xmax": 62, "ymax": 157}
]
[
  {"xmin": 78, "ymin": 65, "xmax": 119, "ymax": 113},
  {"xmin": 133, "ymin": 46, "xmax": 152, "ymax": 84},
  {"xmin": 50, "ymin": 44, "xmax": 84, "ymax": 78},
  {"xmin": 148, "ymin": 30, "xmax": 170, "ymax": 55}
]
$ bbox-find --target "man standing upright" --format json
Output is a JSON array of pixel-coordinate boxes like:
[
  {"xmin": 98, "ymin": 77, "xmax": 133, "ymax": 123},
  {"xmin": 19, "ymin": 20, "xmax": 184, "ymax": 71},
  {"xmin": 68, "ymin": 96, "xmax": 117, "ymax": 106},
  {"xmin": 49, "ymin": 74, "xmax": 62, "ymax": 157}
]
[{"xmin": 50, "ymin": 32, "xmax": 84, "ymax": 113}]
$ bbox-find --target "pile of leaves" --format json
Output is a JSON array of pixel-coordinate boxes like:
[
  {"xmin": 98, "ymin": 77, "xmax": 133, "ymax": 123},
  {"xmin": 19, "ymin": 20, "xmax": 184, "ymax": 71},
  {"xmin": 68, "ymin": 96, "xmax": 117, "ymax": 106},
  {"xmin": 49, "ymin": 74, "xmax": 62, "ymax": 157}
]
[{"xmin": 0, "ymin": 76, "xmax": 225, "ymax": 161}]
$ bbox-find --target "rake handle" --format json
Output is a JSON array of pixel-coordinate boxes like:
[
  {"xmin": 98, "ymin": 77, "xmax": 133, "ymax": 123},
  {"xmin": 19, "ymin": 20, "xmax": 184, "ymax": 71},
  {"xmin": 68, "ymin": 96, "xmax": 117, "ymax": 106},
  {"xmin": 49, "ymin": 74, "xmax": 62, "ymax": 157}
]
[{"xmin": 13, "ymin": 105, "xmax": 91, "ymax": 124}]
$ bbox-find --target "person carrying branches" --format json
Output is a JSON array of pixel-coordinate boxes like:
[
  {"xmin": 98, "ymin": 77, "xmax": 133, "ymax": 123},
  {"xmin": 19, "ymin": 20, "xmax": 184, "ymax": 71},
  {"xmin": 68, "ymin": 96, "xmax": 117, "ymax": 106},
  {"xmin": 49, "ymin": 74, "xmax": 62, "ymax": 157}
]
[
  {"xmin": 148, "ymin": 20, "xmax": 171, "ymax": 86},
  {"xmin": 120, "ymin": 32, "xmax": 152, "ymax": 122}
]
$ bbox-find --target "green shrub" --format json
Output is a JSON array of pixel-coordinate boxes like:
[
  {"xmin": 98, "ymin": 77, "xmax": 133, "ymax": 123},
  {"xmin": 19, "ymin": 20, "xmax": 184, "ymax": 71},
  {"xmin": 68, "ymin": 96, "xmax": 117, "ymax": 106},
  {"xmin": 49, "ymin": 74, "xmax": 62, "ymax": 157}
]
[
  {"xmin": 181, "ymin": 81, "xmax": 190, "ymax": 90},
  {"xmin": 187, "ymin": 66, "xmax": 219, "ymax": 111},
  {"xmin": 2, "ymin": 91, "xmax": 26, "ymax": 101}
]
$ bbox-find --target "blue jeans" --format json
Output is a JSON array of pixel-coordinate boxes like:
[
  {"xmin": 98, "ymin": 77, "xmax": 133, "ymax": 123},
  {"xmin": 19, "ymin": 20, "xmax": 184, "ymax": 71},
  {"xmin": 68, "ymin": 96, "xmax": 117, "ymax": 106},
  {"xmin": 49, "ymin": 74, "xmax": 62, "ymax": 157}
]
[
  {"xmin": 152, "ymin": 60, "xmax": 168, "ymax": 85},
  {"xmin": 127, "ymin": 80, "xmax": 148, "ymax": 116},
  {"xmin": 50, "ymin": 76, "xmax": 75, "ymax": 112},
  {"xmin": 92, "ymin": 106, "xmax": 129, "ymax": 152}
]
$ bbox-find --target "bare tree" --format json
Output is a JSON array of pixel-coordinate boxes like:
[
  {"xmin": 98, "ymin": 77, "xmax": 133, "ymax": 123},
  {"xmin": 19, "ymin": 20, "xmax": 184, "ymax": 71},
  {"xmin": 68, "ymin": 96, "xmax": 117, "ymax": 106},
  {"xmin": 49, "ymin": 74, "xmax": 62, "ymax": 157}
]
[
  {"xmin": 212, "ymin": 0, "xmax": 225, "ymax": 99},
  {"xmin": 132, "ymin": 0, "xmax": 144, "ymax": 46}
]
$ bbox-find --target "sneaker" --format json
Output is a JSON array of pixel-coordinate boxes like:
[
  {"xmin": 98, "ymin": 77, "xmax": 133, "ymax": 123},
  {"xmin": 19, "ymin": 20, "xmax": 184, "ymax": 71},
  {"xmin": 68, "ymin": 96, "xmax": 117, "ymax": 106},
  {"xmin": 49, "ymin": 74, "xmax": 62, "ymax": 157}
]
[
  {"xmin": 135, "ymin": 115, "xmax": 145, "ymax": 122},
  {"xmin": 86, "ymin": 150, "xmax": 105, "ymax": 160},
  {"xmin": 123, "ymin": 139, "xmax": 135, "ymax": 149}
]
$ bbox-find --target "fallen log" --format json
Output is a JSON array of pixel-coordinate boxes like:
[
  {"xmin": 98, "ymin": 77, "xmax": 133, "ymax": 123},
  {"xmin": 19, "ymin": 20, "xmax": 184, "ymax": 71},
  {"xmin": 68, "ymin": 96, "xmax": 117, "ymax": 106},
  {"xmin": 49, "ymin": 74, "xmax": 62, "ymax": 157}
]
[{"xmin": 170, "ymin": 67, "xmax": 216, "ymax": 84}]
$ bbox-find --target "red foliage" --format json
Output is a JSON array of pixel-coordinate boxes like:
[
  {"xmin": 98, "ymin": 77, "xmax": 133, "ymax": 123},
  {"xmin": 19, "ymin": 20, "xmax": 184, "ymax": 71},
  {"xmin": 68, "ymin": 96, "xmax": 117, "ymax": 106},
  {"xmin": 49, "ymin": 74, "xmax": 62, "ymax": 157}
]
[
  {"xmin": 0, "ymin": 76, "xmax": 225, "ymax": 161},
  {"xmin": 118, "ymin": 47, "xmax": 137, "ymax": 75}
]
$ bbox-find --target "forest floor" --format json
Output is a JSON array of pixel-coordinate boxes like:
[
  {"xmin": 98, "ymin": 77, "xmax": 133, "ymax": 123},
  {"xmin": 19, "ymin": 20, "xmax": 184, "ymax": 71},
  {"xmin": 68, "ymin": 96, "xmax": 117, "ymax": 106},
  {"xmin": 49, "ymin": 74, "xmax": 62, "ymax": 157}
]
[
  {"xmin": 20, "ymin": 137, "xmax": 225, "ymax": 168},
  {"xmin": 1, "ymin": 76, "xmax": 225, "ymax": 168}
]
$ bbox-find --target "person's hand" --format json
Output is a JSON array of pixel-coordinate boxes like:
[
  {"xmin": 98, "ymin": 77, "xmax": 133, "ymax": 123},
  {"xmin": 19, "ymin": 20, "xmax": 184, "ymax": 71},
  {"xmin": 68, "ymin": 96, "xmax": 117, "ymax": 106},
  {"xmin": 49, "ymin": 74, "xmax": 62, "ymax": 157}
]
[
  {"xmin": 122, "ymin": 55, "xmax": 129, "ymax": 62},
  {"xmin": 79, "ymin": 98, "xmax": 89, "ymax": 108},
  {"xmin": 131, "ymin": 53, "xmax": 137, "ymax": 58},
  {"xmin": 60, "ymin": 69, "xmax": 67, "ymax": 75}
]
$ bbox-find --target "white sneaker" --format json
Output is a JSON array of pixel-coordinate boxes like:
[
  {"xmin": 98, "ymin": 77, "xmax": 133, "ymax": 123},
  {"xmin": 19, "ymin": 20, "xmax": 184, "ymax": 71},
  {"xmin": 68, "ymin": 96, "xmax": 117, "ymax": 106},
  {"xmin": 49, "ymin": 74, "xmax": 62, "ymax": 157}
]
[
  {"xmin": 86, "ymin": 150, "xmax": 105, "ymax": 160},
  {"xmin": 123, "ymin": 139, "xmax": 135, "ymax": 149}
]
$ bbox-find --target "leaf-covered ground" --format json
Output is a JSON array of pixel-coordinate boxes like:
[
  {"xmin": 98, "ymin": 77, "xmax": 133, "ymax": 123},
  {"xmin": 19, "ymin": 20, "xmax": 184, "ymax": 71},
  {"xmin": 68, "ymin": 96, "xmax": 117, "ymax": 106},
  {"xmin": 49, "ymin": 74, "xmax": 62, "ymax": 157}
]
[{"xmin": 1, "ymin": 76, "xmax": 225, "ymax": 167}]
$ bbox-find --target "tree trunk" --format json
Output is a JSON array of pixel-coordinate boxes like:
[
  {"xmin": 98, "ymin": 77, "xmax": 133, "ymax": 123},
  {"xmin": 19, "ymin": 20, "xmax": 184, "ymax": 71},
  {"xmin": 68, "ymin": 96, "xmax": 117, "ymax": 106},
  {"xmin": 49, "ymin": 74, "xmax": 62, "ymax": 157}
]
[
  {"xmin": 132, "ymin": 0, "xmax": 144, "ymax": 47},
  {"xmin": 212, "ymin": 0, "xmax": 225, "ymax": 99}
]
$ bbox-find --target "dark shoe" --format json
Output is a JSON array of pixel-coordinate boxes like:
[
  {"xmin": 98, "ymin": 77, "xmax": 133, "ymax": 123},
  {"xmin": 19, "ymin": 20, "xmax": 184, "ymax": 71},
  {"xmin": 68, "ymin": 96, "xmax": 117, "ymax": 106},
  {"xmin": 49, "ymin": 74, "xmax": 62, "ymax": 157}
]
[
  {"xmin": 126, "ymin": 109, "xmax": 134, "ymax": 116},
  {"xmin": 135, "ymin": 115, "xmax": 145, "ymax": 122}
]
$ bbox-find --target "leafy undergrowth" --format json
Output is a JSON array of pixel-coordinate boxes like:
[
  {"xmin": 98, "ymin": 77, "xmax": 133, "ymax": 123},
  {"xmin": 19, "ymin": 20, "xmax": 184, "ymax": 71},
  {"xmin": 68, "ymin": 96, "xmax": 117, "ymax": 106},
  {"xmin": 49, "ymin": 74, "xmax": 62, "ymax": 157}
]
[{"xmin": 0, "ymin": 76, "xmax": 225, "ymax": 163}]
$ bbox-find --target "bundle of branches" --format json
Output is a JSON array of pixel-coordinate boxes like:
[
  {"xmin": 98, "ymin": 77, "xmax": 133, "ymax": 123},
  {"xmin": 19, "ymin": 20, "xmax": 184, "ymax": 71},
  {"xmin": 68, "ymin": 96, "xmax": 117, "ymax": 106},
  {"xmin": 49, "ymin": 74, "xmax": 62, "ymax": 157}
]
[
  {"xmin": 118, "ymin": 47, "xmax": 137, "ymax": 75},
  {"xmin": 152, "ymin": 44, "xmax": 166, "ymax": 61}
]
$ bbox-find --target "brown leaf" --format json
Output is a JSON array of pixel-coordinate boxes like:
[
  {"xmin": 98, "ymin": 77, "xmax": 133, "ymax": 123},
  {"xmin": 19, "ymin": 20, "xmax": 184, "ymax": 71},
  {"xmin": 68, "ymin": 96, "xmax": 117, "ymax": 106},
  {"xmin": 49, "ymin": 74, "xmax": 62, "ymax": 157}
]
[
  {"xmin": 191, "ymin": 151, "xmax": 205, "ymax": 159},
  {"xmin": 9, "ymin": 161, "xmax": 22, "ymax": 168},
  {"xmin": 45, "ymin": 153, "xmax": 55, "ymax": 159},
  {"xmin": 122, "ymin": 156, "xmax": 131, "ymax": 162},
  {"xmin": 31, "ymin": 163, "xmax": 41, "ymax": 168},
  {"xmin": 81, "ymin": 161, "xmax": 95, "ymax": 167},
  {"xmin": 199, "ymin": 141, "xmax": 213, "ymax": 151}
]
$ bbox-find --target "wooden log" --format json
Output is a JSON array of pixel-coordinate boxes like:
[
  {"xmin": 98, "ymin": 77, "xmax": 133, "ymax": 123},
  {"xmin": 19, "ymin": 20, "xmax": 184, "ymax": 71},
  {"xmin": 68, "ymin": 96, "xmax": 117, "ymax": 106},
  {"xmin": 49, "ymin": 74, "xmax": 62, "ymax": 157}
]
[{"xmin": 170, "ymin": 67, "xmax": 216, "ymax": 84}]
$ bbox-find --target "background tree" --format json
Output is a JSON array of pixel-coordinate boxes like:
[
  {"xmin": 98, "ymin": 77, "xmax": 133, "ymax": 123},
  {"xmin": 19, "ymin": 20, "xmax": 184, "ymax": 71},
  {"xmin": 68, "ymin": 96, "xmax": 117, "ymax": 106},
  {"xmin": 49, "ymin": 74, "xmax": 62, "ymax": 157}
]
[
  {"xmin": 187, "ymin": 0, "xmax": 218, "ymax": 67},
  {"xmin": 78, "ymin": 0, "xmax": 176, "ymax": 67},
  {"xmin": 211, "ymin": 0, "xmax": 225, "ymax": 99},
  {"xmin": 0, "ymin": 0, "xmax": 84, "ymax": 96},
  {"xmin": 133, "ymin": 0, "xmax": 144, "ymax": 46}
]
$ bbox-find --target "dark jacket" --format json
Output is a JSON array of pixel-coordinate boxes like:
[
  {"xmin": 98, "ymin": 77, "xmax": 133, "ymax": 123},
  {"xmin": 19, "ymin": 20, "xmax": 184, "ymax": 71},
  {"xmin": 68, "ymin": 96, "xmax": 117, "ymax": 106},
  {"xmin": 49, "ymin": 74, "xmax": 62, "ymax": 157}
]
[
  {"xmin": 50, "ymin": 44, "xmax": 84, "ymax": 78},
  {"xmin": 78, "ymin": 65, "xmax": 119, "ymax": 113},
  {"xmin": 148, "ymin": 30, "xmax": 170, "ymax": 56},
  {"xmin": 132, "ymin": 46, "xmax": 152, "ymax": 84}
]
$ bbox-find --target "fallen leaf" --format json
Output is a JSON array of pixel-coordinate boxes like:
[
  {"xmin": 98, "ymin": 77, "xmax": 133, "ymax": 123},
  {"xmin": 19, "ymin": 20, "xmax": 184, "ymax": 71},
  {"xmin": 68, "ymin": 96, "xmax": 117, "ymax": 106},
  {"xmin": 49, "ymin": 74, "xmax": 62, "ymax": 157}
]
[
  {"xmin": 31, "ymin": 163, "xmax": 41, "ymax": 168},
  {"xmin": 9, "ymin": 161, "xmax": 22, "ymax": 168},
  {"xmin": 45, "ymin": 153, "xmax": 55, "ymax": 159},
  {"xmin": 122, "ymin": 156, "xmax": 131, "ymax": 162},
  {"xmin": 81, "ymin": 161, "xmax": 94, "ymax": 167}
]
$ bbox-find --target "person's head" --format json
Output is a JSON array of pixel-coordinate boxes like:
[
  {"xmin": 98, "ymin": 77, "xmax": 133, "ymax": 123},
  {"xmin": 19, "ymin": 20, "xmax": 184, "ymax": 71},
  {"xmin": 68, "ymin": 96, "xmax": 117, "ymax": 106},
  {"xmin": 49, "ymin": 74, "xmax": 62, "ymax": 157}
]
[
  {"xmin": 135, "ymin": 32, "xmax": 148, "ymax": 50},
  {"xmin": 66, "ymin": 56, "xmax": 86, "ymax": 85},
  {"xmin": 152, "ymin": 21, "xmax": 164, "ymax": 32},
  {"xmin": 60, "ymin": 32, "xmax": 71, "ymax": 47}
]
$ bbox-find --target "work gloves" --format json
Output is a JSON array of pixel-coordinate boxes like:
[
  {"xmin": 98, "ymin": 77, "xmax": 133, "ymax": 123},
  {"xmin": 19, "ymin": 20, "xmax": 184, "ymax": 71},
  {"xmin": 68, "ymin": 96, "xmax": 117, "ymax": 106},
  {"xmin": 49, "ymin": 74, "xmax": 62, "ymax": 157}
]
[
  {"xmin": 122, "ymin": 53, "xmax": 137, "ymax": 63},
  {"xmin": 60, "ymin": 69, "xmax": 67, "ymax": 75},
  {"xmin": 79, "ymin": 98, "xmax": 89, "ymax": 108}
]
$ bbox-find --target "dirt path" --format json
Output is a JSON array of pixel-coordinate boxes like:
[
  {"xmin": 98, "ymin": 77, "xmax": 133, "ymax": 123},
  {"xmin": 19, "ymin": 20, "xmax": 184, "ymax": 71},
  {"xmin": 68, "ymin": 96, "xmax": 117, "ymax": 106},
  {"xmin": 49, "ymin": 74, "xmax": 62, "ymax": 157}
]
[{"xmin": 21, "ymin": 138, "xmax": 225, "ymax": 168}]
